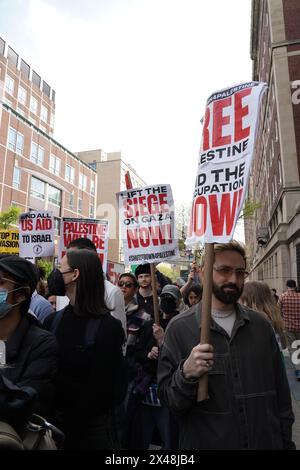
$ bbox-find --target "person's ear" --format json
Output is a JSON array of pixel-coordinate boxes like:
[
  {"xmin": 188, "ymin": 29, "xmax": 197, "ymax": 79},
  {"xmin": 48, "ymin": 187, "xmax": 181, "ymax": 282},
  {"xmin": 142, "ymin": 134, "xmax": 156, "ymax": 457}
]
[{"xmin": 72, "ymin": 268, "xmax": 80, "ymax": 281}]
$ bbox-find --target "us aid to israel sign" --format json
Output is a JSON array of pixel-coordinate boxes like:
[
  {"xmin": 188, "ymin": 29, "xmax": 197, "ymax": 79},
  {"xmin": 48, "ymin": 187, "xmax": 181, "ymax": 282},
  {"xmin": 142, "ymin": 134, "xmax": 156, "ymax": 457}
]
[
  {"xmin": 118, "ymin": 184, "xmax": 179, "ymax": 265},
  {"xmin": 19, "ymin": 211, "xmax": 55, "ymax": 257},
  {"xmin": 186, "ymin": 82, "xmax": 267, "ymax": 245},
  {"xmin": 59, "ymin": 218, "xmax": 109, "ymax": 272}
]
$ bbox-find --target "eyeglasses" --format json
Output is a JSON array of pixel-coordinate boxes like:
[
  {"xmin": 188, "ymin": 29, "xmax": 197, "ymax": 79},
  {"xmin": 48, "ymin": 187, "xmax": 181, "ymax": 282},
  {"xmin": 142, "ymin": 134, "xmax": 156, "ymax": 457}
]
[
  {"xmin": 118, "ymin": 281, "xmax": 135, "ymax": 288},
  {"xmin": 213, "ymin": 266, "xmax": 249, "ymax": 277},
  {"xmin": 60, "ymin": 270, "xmax": 74, "ymax": 275}
]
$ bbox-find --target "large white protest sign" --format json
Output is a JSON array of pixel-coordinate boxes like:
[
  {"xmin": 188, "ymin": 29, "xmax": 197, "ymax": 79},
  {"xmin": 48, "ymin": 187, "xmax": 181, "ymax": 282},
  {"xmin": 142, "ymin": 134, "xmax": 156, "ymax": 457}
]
[
  {"xmin": 59, "ymin": 218, "xmax": 109, "ymax": 272},
  {"xmin": 186, "ymin": 81, "xmax": 267, "ymax": 245},
  {"xmin": 19, "ymin": 211, "xmax": 55, "ymax": 257},
  {"xmin": 118, "ymin": 184, "xmax": 179, "ymax": 265}
]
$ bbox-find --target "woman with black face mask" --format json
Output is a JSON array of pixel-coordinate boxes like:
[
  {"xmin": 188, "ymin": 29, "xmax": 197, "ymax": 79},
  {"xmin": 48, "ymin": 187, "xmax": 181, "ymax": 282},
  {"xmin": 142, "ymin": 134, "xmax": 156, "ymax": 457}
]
[{"xmin": 44, "ymin": 249, "xmax": 126, "ymax": 450}]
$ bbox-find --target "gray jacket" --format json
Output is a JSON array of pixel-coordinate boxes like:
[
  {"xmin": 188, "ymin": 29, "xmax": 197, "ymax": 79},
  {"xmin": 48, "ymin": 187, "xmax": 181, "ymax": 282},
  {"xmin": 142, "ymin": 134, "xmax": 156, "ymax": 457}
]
[{"xmin": 157, "ymin": 302, "xmax": 295, "ymax": 450}]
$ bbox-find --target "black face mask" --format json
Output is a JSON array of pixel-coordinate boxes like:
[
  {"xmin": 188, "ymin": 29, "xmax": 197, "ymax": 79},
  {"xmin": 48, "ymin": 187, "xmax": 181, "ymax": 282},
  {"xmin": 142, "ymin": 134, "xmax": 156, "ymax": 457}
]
[
  {"xmin": 47, "ymin": 269, "xmax": 67, "ymax": 296},
  {"xmin": 160, "ymin": 295, "xmax": 177, "ymax": 315}
]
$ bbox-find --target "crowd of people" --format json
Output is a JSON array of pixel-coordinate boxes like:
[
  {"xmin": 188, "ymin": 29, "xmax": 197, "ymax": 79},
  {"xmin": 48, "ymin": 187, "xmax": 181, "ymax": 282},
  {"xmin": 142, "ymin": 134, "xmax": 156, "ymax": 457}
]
[{"xmin": 0, "ymin": 239, "xmax": 299, "ymax": 450}]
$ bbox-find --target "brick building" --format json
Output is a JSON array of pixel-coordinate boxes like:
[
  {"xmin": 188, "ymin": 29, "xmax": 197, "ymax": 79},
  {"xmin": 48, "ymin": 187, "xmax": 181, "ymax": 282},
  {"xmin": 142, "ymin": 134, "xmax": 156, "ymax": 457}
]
[
  {"xmin": 0, "ymin": 36, "xmax": 97, "ymax": 242},
  {"xmin": 245, "ymin": 0, "xmax": 300, "ymax": 291}
]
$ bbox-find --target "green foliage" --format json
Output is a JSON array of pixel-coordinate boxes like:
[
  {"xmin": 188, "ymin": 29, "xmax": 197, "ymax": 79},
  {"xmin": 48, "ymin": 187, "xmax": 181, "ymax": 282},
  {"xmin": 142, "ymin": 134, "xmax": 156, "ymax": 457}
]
[
  {"xmin": 156, "ymin": 263, "xmax": 176, "ymax": 282},
  {"xmin": 0, "ymin": 206, "xmax": 21, "ymax": 229},
  {"xmin": 37, "ymin": 259, "xmax": 53, "ymax": 280},
  {"xmin": 239, "ymin": 199, "xmax": 262, "ymax": 220}
]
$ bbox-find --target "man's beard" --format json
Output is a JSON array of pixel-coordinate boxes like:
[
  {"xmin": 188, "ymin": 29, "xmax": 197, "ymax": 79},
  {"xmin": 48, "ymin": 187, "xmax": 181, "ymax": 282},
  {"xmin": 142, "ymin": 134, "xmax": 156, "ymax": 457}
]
[{"xmin": 212, "ymin": 282, "xmax": 243, "ymax": 304}]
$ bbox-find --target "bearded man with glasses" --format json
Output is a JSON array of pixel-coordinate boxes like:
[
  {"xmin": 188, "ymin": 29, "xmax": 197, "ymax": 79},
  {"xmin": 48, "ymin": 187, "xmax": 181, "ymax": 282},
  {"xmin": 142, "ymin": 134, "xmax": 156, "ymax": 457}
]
[{"xmin": 157, "ymin": 240, "xmax": 295, "ymax": 450}]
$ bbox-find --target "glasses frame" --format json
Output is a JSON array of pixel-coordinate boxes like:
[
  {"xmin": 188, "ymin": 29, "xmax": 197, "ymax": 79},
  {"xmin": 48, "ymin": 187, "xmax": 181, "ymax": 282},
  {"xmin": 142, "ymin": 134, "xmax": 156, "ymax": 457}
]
[{"xmin": 213, "ymin": 266, "xmax": 249, "ymax": 277}]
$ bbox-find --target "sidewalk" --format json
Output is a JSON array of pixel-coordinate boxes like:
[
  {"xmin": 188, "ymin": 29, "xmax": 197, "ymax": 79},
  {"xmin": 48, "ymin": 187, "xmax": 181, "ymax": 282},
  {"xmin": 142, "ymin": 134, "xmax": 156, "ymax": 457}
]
[{"xmin": 284, "ymin": 352, "xmax": 300, "ymax": 449}]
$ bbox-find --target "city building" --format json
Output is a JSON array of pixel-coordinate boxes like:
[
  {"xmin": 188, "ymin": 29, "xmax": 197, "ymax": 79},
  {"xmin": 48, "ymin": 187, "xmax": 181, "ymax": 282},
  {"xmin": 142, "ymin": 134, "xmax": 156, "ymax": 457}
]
[
  {"xmin": 76, "ymin": 149, "xmax": 146, "ymax": 263},
  {"xmin": 0, "ymin": 36, "xmax": 97, "ymax": 243},
  {"xmin": 246, "ymin": 0, "xmax": 300, "ymax": 291}
]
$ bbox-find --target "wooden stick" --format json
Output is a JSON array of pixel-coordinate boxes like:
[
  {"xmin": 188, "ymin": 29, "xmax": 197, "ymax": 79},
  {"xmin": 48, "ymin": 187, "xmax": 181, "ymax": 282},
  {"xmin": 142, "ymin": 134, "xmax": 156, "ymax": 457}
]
[
  {"xmin": 150, "ymin": 263, "xmax": 160, "ymax": 326},
  {"xmin": 197, "ymin": 242, "xmax": 214, "ymax": 402}
]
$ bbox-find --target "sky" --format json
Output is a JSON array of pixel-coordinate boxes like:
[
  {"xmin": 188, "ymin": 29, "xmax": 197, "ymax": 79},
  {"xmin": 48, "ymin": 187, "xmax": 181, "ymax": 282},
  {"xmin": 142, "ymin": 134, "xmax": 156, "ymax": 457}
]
[{"xmin": 0, "ymin": 0, "xmax": 252, "ymax": 240}]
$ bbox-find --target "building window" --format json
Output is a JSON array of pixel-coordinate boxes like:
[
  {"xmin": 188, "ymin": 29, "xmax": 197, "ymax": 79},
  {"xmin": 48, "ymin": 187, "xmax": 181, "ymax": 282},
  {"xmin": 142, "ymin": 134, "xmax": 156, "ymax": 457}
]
[
  {"xmin": 30, "ymin": 142, "xmax": 44, "ymax": 166},
  {"xmin": 89, "ymin": 203, "xmax": 94, "ymax": 218},
  {"xmin": 79, "ymin": 173, "xmax": 87, "ymax": 191},
  {"xmin": 5, "ymin": 75, "xmax": 14, "ymax": 95},
  {"xmin": 89, "ymin": 162, "xmax": 97, "ymax": 171},
  {"xmin": 8, "ymin": 127, "xmax": 24, "ymax": 155},
  {"xmin": 12, "ymin": 167, "xmax": 21, "ymax": 189},
  {"xmin": 69, "ymin": 191, "xmax": 74, "ymax": 209},
  {"xmin": 54, "ymin": 217, "xmax": 61, "ymax": 235},
  {"xmin": 30, "ymin": 96, "xmax": 38, "ymax": 114},
  {"xmin": 18, "ymin": 86, "xmax": 27, "ymax": 105},
  {"xmin": 50, "ymin": 155, "xmax": 61, "ymax": 176},
  {"xmin": 65, "ymin": 164, "xmax": 75, "ymax": 183},
  {"xmin": 50, "ymin": 113, "xmax": 55, "ymax": 128},
  {"xmin": 78, "ymin": 197, "xmax": 83, "ymax": 214},
  {"xmin": 28, "ymin": 116, "xmax": 36, "ymax": 126},
  {"xmin": 48, "ymin": 185, "xmax": 61, "ymax": 206},
  {"xmin": 17, "ymin": 107, "xmax": 25, "ymax": 117},
  {"xmin": 30, "ymin": 176, "xmax": 45, "ymax": 200},
  {"xmin": 90, "ymin": 179, "xmax": 95, "ymax": 195},
  {"xmin": 41, "ymin": 104, "xmax": 48, "ymax": 123}
]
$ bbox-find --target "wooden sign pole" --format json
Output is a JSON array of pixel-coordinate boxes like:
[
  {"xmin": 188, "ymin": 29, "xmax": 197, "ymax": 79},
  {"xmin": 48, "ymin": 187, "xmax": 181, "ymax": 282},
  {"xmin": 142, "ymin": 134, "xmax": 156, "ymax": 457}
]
[{"xmin": 197, "ymin": 242, "xmax": 214, "ymax": 402}]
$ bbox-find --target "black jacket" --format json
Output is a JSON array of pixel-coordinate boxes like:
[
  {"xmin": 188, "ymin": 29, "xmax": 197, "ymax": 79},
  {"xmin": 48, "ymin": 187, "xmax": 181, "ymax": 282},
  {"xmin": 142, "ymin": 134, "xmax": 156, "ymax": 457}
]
[
  {"xmin": 44, "ymin": 305, "xmax": 125, "ymax": 423},
  {"xmin": 0, "ymin": 313, "xmax": 58, "ymax": 432},
  {"xmin": 157, "ymin": 302, "xmax": 295, "ymax": 450}
]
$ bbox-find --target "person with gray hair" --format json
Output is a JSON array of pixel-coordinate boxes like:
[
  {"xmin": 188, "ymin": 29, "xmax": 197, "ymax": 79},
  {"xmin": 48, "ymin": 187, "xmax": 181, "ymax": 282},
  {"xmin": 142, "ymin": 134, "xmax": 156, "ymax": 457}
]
[{"xmin": 158, "ymin": 240, "xmax": 295, "ymax": 450}]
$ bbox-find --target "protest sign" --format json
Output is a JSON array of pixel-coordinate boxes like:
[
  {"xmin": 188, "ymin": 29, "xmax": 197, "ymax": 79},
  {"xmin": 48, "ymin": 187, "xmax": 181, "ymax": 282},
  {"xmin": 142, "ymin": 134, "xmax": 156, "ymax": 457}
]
[
  {"xmin": 19, "ymin": 211, "xmax": 54, "ymax": 258},
  {"xmin": 118, "ymin": 184, "xmax": 179, "ymax": 266},
  {"xmin": 0, "ymin": 230, "xmax": 19, "ymax": 254},
  {"xmin": 107, "ymin": 261, "xmax": 124, "ymax": 285},
  {"xmin": 59, "ymin": 218, "xmax": 109, "ymax": 272},
  {"xmin": 186, "ymin": 81, "xmax": 267, "ymax": 245}
]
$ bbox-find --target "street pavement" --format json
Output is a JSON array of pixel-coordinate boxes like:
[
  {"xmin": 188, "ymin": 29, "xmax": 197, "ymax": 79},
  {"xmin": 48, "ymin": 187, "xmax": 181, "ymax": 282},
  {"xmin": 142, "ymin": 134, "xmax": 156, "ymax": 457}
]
[{"xmin": 284, "ymin": 351, "xmax": 300, "ymax": 449}]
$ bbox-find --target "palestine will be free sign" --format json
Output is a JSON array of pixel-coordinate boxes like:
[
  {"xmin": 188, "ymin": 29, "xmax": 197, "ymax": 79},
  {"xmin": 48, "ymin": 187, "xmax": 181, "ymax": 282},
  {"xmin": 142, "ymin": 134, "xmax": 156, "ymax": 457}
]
[
  {"xmin": 19, "ymin": 211, "xmax": 55, "ymax": 257},
  {"xmin": 186, "ymin": 81, "xmax": 267, "ymax": 245},
  {"xmin": 118, "ymin": 184, "xmax": 179, "ymax": 265},
  {"xmin": 59, "ymin": 218, "xmax": 109, "ymax": 272}
]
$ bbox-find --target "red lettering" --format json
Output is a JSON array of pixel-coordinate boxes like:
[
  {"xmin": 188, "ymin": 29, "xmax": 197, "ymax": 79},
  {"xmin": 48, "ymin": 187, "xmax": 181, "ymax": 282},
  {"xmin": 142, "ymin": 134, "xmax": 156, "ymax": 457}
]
[
  {"xmin": 92, "ymin": 235, "xmax": 105, "ymax": 250},
  {"xmin": 147, "ymin": 194, "xmax": 159, "ymax": 214},
  {"xmin": 209, "ymin": 189, "xmax": 243, "ymax": 236},
  {"xmin": 138, "ymin": 196, "xmax": 148, "ymax": 216},
  {"xmin": 158, "ymin": 193, "xmax": 168, "ymax": 213},
  {"xmin": 124, "ymin": 198, "xmax": 133, "ymax": 218},
  {"xmin": 212, "ymin": 97, "xmax": 231, "ymax": 148},
  {"xmin": 126, "ymin": 224, "xmax": 172, "ymax": 248},
  {"xmin": 35, "ymin": 218, "xmax": 52, "ymax": 230},
  {"xmin": 234, "ymin": 88, "xmax": 251, "ymax": 142},
  {"xmin": 202, "ymin": 107, "xmax": 210, "ymax": 151},
  {"xmin": 21, "ymin": 219, "xmax": 33, "ymax": 231},
  {"xmin": 193, "ymin": 196, "xmax": 207, "ymax": 236}
]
